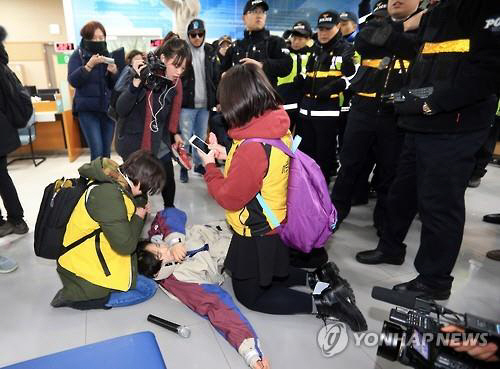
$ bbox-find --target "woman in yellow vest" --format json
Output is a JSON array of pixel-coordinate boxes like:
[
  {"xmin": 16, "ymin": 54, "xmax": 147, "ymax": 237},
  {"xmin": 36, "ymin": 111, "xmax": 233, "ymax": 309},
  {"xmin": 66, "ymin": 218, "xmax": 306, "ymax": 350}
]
[
  {"xmin": 196, "ymin": 64, "xmax": 367, "ymax": 333},
  {"xmin": 51, "ymin": 150, "xmax": 166, "ymax": 310}
]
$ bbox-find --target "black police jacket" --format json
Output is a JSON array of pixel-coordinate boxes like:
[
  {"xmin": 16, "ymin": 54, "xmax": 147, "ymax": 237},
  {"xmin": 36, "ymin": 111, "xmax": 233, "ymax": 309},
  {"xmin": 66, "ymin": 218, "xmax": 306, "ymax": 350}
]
[
  {"xmin": 380, "ymin": 0, "xmax": 500, "ymax": 133},
  {"xmin": 221, "ymin": 28, "xmax": 292, "ymax": 87},
  {"xmin": 351, "ymin": 17, "xmax": 415, "ymax": 115},
  {"xmin": 298, "ymin": 32, "xmax": 356, "ymax": 121},
  {"xmin": 181, "ymin": 43, "xmax": 219, "ymax": 110}
]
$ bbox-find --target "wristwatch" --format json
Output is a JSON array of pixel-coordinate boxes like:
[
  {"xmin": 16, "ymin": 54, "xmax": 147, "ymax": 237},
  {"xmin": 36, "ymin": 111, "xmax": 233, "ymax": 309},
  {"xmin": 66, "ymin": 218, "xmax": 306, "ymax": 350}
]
[{"xmin": 423, "ymin": 102, "xmax": 434, "ymax": 115}]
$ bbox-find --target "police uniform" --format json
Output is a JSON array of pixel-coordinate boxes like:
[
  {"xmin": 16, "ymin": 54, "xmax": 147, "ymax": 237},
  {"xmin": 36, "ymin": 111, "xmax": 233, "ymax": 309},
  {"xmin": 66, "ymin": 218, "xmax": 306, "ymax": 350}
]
[
  {"xmin": 221, "ymin": 0, "xmax": 292, "ymax": 87},
  {"xmin": 276, "ymin": 21, "xmax": 312, "ymax": 133},
  {"xmin": 297, "ymin": 11, "xmax": 356, "ymax": 184},
  {"xmin": 358, "ymin": 0, "xmax": 500, "ymax": 296}
]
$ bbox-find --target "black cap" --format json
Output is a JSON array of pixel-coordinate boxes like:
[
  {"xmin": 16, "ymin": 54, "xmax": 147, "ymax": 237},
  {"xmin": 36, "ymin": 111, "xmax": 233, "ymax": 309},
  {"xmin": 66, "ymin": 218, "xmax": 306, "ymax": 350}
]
[
  {"xmin": 317, "ymin": 10, "xmax": 340, "ymax": 29},
  {"xmin": 187, "ymin": 19, "xmax": 205, "ymax": 34},
  {"xmin": 218, "ymin": 35, "xmax": 232, "ymax": 46},
  {"xmin": 372, "ymin": 0, "xmax": 389, "ymax": 16},
  {"xmin": 243, "ymin": 0, "xmax": 269, "ymax": 15},
  {"xmin": 339, "ymin": 11, "xmax": 358, "ymax": 24},
  {"xmin": 291, "ymin": 21, "xmax": 312, "ymax": 37}
]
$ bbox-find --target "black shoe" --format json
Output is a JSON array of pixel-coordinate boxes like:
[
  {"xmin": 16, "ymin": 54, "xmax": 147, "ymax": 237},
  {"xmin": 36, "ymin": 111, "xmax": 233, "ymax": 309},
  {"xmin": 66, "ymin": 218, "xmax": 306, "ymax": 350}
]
[
  {"xmin": 392, "ymin": 278, "xmax": 451, "ymax": 301},
  {"xmin": 314, "ymin": 285, "xmax": 368, "ymax": 332},
  {"xmin": 468, "ymin": 177, "xmax": 481, "ymax": 188},
  {"xmin": 180, "ymin": 168, "xmax": 189, "ymax": 183},
  {"xmin": 356, "ymin": 249, "xmax": 404, "ymax": 265},
  {"xmin": 194, "ymin": 165, "xmax": 206, "ymax": 176},
  {"xmin": 310, "ymin": 261, "xmax": 356, "ymax": 303},
  {"xmin": 12, "ymin": 220, "xmax": 29, "ymax": 234},
  {"xmin": 483, "ymin": 213, "xmax": 500, "ymax": 225},
  {"xmin": 486, "ymin": 250, "xmax": 500, "ymax": 262}
]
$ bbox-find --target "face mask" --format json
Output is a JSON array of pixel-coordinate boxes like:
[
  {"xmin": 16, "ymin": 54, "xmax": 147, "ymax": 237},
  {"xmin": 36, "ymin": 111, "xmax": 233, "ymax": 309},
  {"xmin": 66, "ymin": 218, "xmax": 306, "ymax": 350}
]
[{"xmin": 83, "ymin": 40, "xmax": 108, "ymax": 55}]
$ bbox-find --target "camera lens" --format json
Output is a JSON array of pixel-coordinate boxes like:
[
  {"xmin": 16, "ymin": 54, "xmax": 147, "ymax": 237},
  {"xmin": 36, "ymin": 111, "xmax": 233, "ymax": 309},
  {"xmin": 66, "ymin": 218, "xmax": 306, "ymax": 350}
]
[{"xmin": 377, "ymin": 321, "xmax": 406, "ymax": 362}]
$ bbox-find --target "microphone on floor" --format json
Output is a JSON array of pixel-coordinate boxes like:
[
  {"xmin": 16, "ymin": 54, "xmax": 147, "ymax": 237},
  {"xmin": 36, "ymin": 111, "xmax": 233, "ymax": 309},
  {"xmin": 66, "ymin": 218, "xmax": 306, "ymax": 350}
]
[{"xmin": 147, "ymin": 314, "xmax": 191, "ymax": 338}]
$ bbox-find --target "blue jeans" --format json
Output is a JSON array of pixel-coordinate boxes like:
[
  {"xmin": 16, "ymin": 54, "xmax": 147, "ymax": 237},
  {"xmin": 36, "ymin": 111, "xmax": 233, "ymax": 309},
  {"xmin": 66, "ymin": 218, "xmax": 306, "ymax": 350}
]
[
  {"xmin": 78, "ymin": 112, "xmax": 115, "ymax": 161},
  {"xmin": 180, "ymin": 108, "xmax": 209, "ymax": 167},
  {"xmin": 105, "ymin": 275, "xmax": 157, "ymax": 308}
]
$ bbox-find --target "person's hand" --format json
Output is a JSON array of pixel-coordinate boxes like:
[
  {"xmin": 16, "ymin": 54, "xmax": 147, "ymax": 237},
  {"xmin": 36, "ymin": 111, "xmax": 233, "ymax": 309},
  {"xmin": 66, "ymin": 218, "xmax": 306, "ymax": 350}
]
[
  {"xmin": 173, "ymin": 133, "xmax": 184, "ymax": 148},
  {"xmin": 144, "ymin": 201, "xmax": 152, "ymax": 214},
  {"xmin": 170, "ymin": 243, "xmax": 187, "ymax": 263},
  {"xmin": 216, "ymin": 103, "xmax": 221, "ymax": 112},
  {"xmin": 86, "ymin": 54, "xmax": 104, "ymax": 70},
  {"xmin": 208, "ymin": 132, "xmax": 227, "ymax": 160},
  {"xmin": 442, "ymin": 325, "xmax": 499, "ymax": 363},
  {"xmin": 198, "ymin": 148, "xmax": 216, "ymax": 166},
  {"xmin": 132, "ymin": 58, "xmax": 147, "ymax": 77},
  {"xmin": 251, "ymin": 357, "xmax": 270, "ymax": 369},
  {"xmin": 404, "ymin": 9, "xmax": 427, "ymax": 32},
  {"xmin": 135, "ymin": 207, "xmax": 147, "ymax": 219},
  {"xmin": 107, "ymin": 63, "xmax": 118, "ymax": 75},
  {"xmin": 240, "ymin": 58, "xmax": 263, "ymax": 69}
]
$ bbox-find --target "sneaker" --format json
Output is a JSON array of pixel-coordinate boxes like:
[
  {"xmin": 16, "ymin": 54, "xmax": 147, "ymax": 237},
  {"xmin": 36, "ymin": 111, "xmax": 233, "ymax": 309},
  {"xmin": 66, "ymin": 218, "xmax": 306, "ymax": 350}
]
[
  {"xmin": 314, "ymin": 284, "xmax": 368, "ymax": 332},
  {"xmin": 310, "ymin": 261, "xmax": 356, "ymax": 303},
  {"xmin": 0, "ymin": 256, "xmax": 18, "ymax": 273},
  {"xmin": 0, "ymin": 222, "xmax": 14, "ymax": 237},
  {"xmin": 171, "ymin": 144, "xmax": 192, "ymax": 170},
  {"xmin": 0, "ymin": 220, "xmax": 29, "ymax": 237},
  {"xmin": 194, "ymin": 165, "xmax": 206, "ymax": 176},
  {"xmin": 180, "ymin": 168, "xmax": 189, "ymax": 183},
  {"xmin": 12, "ymin": 220, "xmax": 29, "ymax": 234}
]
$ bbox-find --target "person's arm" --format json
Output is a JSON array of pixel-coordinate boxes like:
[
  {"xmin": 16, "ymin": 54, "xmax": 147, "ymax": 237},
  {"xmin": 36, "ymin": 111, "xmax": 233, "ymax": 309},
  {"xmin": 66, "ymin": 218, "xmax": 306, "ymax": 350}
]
[
  {"xmin": 67, "ymin": 50, "xmax": 92, "ymax": 88},
  {"xmin": 115, "ymin": 79, "xmax": 143, "ymax": 117},
  {"xmin": 203, "ymin": 143, "xmax": 268, "ymax": 211},
  {"xmin": 262, "ymin": 37, "xmax": 293, "ymax": 79},
  {"xmin": 86, "ymin": 184, "xmax": 145, "ymax": 255}
]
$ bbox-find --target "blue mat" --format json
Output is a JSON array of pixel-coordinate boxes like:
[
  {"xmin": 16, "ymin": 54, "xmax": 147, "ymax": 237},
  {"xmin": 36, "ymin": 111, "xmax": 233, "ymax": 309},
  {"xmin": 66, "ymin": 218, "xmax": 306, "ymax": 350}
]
[{"xmin": 2, "ymin": 331, "xmax": 166, "ymax": 369}]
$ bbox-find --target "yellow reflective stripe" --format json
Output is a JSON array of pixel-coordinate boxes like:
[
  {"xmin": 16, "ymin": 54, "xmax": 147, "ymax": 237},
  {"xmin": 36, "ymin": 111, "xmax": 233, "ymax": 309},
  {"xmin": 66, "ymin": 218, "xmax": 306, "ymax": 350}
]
[
  {"xmin": 422, "ymin": 39, "xmax": 470, "ymax": 54},
  {"xmin": 357, "ymin": 92, "xmax": 377, "ymax": 98},
  {"xmin": 306, "ymin": 70, "xmax": 343, "ymax": 78},
  {"xmin": 361, "ymin": 59, "xmax": 410, "ymax": 69},
  {"xmin": 306, "ymin": 93, "xmax": 339, "ymax": 98}
]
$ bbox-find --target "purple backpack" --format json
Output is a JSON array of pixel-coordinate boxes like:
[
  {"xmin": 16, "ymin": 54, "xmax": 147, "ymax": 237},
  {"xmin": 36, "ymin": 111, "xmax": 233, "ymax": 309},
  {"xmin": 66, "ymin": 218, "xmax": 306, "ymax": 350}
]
[{"xmin": 245, "ymin": 137, "xmax": 337, "ymax": 253}]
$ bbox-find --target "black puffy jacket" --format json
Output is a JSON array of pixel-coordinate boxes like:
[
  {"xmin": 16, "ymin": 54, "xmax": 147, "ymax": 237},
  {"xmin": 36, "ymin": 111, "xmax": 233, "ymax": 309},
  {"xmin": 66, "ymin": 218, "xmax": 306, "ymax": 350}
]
[
  {"xmin": 0, "ymin": 64, "xmax": 21, "ymax": 157},
  {"xmin": 221, "ymin": 28, "xmax": 292, "ymax": 87},
  {"xmin": 181, "ymin": 43, "xmax": 219, "ymax": 110}
]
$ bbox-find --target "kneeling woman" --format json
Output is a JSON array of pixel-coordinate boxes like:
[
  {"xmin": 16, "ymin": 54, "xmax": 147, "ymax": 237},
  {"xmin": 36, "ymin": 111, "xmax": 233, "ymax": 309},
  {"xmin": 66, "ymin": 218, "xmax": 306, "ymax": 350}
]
[
  {"xmin": 52, "ymin": 150, "xmax": 166, "ymax": 310},
  {"xmin": 198, "ymin": 64, "xmax": 367, "ymax": 331}
]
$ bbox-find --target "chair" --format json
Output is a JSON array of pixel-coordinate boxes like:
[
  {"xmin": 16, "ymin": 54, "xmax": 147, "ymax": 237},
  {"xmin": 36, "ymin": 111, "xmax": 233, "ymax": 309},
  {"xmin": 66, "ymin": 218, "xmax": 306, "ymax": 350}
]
[{"xmin": 7, "ymin": 112, "xmax": 46, "ymax": 167}]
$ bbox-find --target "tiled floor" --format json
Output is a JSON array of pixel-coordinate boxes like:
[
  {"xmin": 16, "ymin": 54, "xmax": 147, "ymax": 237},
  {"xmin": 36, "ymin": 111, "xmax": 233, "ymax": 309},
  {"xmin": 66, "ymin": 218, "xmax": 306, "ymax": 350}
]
[{"xmin": 0, "ymin": 153, "xmax": 499, "ymax": 368}]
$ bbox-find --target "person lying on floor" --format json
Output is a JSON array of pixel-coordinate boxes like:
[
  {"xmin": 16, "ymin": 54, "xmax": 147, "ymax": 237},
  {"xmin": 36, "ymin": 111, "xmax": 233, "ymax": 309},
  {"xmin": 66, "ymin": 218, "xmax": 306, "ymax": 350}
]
[
  {"xmin": 137, "ymin": 207, "xmax": 270, "ymax": 369},
  {"xmin": 51, "ymin": 150, "xmax": 165, "ymax": 310}
]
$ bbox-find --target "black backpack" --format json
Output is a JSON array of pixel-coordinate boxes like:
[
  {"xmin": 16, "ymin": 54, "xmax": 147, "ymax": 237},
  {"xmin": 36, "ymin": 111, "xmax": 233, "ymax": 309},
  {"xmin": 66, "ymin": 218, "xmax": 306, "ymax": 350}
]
[
  {"xmin": 1, "ymin": 65, "xmax": 33, "ymax": 129},
  {"xmin": 34, "ymin": 177, "xmax": 101, "ymax": 260}
]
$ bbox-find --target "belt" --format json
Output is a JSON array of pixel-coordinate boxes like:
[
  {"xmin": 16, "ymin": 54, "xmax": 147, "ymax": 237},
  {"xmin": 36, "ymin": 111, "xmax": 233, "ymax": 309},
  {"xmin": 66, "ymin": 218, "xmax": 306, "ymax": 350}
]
[
  {"xmin": 421, "ymin": 39, "xmax": 470, "ymax": 54},
  {"xmin": 306, "ymin": 93, "xmax": 340, "ymax": 99},
  {"xmin": 356, "ymin": 92, "xmax": 377, "ymax": 98},
  {"xmin": 362, "ymin": 59, "xmax": 410, "ymax": 69},
  {"xmin": 306, "ymin": 70, "xmax": 343, "ymax": 78}
]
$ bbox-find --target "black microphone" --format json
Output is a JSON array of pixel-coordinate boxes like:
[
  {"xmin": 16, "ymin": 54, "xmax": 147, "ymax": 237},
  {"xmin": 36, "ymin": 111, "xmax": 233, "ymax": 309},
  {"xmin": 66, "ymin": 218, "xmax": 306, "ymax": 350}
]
[{"xmin": 147, "ymin": 314, "xmax": 191, "ymax": 338}]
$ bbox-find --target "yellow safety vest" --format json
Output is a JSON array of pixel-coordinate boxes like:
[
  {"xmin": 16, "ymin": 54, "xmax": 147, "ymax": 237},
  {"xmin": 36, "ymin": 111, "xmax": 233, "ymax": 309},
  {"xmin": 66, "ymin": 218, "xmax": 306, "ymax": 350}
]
[
  {"xmin": 277, "ymin": 52, "xmax": 310, "ymax": 86},
  {"xmin": 58, "ymin": 188, "xmax": 135, "ymax": 291},
  {"xmin": 224, "ymin": 133, "xmax": 292, "ymax": 237}
]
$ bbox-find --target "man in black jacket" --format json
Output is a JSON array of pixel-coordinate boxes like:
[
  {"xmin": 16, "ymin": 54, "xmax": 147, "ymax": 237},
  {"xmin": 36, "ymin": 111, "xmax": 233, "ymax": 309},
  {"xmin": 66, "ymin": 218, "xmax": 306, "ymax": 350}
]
[
  {"xmin": 179, "ymin": 19, "xmax": 219, "ymax": 182},
  {"xmin": 220, "ymin": 0, "xmax": 292, "ymax": 87},
  {"xmin": 331, "ymin": 0, "xmax": 420, "ymax": 234},
  {"xmin": 355, "ymin": 0, "xmax": 500, "ymax": 300},
  {"xmin": 0, "ymin": 26, "xmax": 29, "ymax": 244}
]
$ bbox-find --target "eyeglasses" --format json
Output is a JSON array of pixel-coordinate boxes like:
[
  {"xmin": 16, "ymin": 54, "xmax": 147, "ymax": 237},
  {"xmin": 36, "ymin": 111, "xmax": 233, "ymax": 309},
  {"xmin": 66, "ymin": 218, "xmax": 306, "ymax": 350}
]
[
  {"xmin": 189, "ymin": 32, "xmax": 205, "ymax": 38},
  {"xmin": 247, "ymin": 9, "xmax": 267, "ymax": 15}
]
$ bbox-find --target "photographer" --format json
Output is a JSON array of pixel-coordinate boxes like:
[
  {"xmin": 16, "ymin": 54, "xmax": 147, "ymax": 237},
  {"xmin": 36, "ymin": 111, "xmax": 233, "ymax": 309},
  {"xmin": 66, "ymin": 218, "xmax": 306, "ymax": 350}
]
[
  {"xmin": 115, "ymin": 38, "xmax": 191, "ymax": 208},
  {"xmin": 356, "ymin": 0, "xmax": 500, "ymax": 300},
  {"xmin": 68, "ymin": 21, "xmax": 120, "ymax": 161}
]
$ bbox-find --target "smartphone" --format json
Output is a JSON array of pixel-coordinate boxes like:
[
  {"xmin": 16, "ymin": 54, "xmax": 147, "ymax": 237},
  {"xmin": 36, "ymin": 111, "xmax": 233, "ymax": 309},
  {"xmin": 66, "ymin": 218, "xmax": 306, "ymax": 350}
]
[
  {"xmin": 189, "ymin": 135, "xmax": 210, "ymax": 155},
  {"xmin": 101, "ymin": 56, "xmax": 115, "ymax": 64}
]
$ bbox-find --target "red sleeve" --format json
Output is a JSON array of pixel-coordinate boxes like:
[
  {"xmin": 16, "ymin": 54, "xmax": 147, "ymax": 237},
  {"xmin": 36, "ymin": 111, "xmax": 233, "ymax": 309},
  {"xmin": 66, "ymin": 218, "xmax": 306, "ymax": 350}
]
[{"xmin": 204, "ymin": 142, "xmax": 268, "ymax": 211}]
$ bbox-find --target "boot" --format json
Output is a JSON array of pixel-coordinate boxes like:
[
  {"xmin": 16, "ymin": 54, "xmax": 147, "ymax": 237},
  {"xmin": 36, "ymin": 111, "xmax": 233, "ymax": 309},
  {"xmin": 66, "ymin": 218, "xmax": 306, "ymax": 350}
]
[
  {"xmin": 308, "ymin": 261, "xmax": 356, "ymax": 303},
  {"xmin": 313, "ymin": 284, "xmax": 367, "ymax": 332}
]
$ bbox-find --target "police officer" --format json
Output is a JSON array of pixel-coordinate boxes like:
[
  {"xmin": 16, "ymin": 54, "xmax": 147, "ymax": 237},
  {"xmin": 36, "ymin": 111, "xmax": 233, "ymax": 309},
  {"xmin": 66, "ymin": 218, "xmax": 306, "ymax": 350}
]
[
  {"xmin": 356, "ymin": 0, "xmax": 500, "ymax": 300},
  {"xmin": 331, "ymin": 0, "xmax": 419, "ymax": 233},
  {"xmin": 221, "ymin": 0, "xmax": 292, "ymax": 87},
  {"xmin": 339, "ymin": 11, "xmax": 359, "ymax": 43},
  {"xmin": 276, "ymin": 21, "xmax": 312, "ymax": 133},
  {"xmin": 296, "ymin": 10, "xmax": 356, "ymax": 185}
]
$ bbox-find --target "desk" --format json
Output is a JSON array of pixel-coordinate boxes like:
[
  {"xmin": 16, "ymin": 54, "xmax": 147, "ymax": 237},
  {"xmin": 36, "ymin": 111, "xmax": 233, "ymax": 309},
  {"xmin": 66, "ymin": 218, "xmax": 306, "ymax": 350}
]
[{"xmin": 11, "ymin": 101, "xmax": 83, "ymax": 162}]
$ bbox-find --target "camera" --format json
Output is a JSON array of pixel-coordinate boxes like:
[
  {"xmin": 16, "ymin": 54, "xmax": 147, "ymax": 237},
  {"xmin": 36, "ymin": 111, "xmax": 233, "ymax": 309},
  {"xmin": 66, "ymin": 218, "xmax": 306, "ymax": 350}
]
[
  {"xmin": 139, "ymin": 52, "xmax": 168, "ymax": 90},
  {"xmin": 372, "ymin": 287, "xmax": 500, "ymax": 369}
]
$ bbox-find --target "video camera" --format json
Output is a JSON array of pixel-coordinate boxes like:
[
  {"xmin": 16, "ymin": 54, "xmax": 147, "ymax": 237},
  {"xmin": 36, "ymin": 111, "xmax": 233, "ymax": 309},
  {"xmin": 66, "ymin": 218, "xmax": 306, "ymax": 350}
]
[
  {"xmin": 139, "ymin": 52, "xmax": 168, "ymax": 90},
  {"xmin": 372, "ymin": 287, "xmax": 500, "ymax": 369}
]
